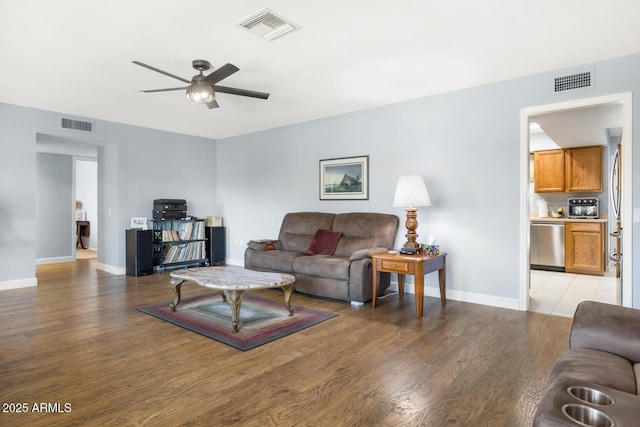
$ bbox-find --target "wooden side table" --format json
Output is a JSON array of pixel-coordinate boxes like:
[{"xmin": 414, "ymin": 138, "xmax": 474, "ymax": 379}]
[{"xmin": 371, "ymin": 252, "xmax": 447, "ymax": 317}]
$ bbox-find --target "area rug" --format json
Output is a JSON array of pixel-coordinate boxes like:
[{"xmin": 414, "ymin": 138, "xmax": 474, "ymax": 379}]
[{"xmin": 137, "ymin": 293, "xmax": 337, "ymax": 351}]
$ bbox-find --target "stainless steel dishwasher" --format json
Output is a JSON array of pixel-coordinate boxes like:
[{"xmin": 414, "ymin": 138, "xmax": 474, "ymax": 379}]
[{"xmin": 530, "ymin": 222, "xmax": 565, "ymax": 271}]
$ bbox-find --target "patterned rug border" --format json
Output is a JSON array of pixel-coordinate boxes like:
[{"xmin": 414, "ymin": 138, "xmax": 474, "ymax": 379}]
[{"xmin": 137, "ymin": 293, "xmax": 337, "ymax": 351}]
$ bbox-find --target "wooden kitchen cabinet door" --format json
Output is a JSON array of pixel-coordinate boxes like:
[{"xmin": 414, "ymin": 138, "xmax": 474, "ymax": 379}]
[
  {"xmin": 533, "ymin": 149, "xmax": 565, "ymax": 193},
  {"xmin": 565, "ymin": 146, "xmax": 603, "ymax": 192},
  {"xmin": 565, "ymin": 221, "xmax": 604, "ymax": 275}
]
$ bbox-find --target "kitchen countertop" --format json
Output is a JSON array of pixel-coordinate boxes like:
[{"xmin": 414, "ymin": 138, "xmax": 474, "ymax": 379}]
[{"xmin": 530, "ymin": 213, "xmax": 608, "ymax": 223}]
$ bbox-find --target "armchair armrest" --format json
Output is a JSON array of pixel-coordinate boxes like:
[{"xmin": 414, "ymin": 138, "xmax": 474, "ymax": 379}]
[
  {"xmin": 569, "ymin": 301, "xmax": 640, "ymax": 364},
  {"xmin": 247, "ymin": 239, "xmax": 281, "ymax": 251},
  {"xmin": 348, "ymin": 247, "xmax": 390, "ymax": 261}
]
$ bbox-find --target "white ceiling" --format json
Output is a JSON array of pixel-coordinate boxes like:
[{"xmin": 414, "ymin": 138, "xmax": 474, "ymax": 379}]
[{"xmin": 2, "ymin": 1, "xmax": 640, "ymax": 140}]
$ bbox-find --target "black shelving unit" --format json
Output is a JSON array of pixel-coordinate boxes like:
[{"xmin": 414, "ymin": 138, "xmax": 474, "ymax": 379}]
[
  {"xmin": 152, "ymin": 199, "xmax": 208, "ymax": 271},
  {"xmin": 152, "ymin": 218, "xmax": 209, "ymax": 270}
]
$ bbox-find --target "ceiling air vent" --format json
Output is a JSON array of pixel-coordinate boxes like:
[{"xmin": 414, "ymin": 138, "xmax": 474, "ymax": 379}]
[
  {"xmin": 238, "ymin": 8, "xmax": 299, "ymax": 41},
  {"xmin": 61, "ymin": 118, "xmax": 94, "ymax": 133},
  {"xmin": 554, "ymin": 71, "xmax": 593, "ymax": 93}
]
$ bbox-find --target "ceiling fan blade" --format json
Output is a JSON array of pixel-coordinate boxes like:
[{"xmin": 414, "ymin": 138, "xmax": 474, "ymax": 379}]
[
  {"xmin": 214, "ymin": 85, "xmax": 270, "ymax": 99},
  {"xmin": 201, "ymin": 63, "xmax": 239, "ymax": 86},
  {"xmin": 132, "ymin": 61, "xmax": 191, "ymax": 84},
  {"xmin": 207, "ymin": 99, "xmax": 220, "ymax": 109},
  {"xmin": 140, "ymin": 87, "xmax": 188, "ymax": 93}
]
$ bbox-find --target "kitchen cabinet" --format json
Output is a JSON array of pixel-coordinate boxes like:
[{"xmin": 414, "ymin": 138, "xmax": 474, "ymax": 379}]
[
  {"xmin": 533, "ymin": 149, "xmax": 565, "ymax": 192},
  {"xmin": 565, "ymin": 221, "xmax": 604, "ymax": 275},
  {"xmin": 533, "ymin": 146, "xmax": 602, "ymax": 193},
  {"xmin": 565, "ymin": 146, "xmax": 603, "ymax": 192}
]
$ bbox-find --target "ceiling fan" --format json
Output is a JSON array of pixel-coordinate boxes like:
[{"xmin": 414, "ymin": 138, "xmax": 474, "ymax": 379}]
[{"xmin": 132, "ymin": 59, "xmax": 270, "ymax": 109}]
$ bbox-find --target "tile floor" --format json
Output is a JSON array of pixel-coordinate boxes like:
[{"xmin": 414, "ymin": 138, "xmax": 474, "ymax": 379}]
[{"xmin": 529, "ymin": 270, "xmax": 619, "ymax": 317}]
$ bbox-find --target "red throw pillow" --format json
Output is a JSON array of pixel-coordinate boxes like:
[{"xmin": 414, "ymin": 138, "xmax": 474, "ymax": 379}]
[{"xmin": 306, "ymin": 229, "xmax": 342, "ymax": 255}]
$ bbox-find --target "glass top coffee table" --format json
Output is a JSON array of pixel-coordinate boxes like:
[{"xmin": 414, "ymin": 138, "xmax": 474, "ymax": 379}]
[{"xmin": 169, "ymin": 265, "xmax": 296, "ymax": 332}]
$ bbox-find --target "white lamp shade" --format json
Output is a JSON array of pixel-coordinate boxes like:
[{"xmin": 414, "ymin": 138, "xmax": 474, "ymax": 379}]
[{"xmin": 392, "ymin": 175, "xmax": 431, "ymax": 207}]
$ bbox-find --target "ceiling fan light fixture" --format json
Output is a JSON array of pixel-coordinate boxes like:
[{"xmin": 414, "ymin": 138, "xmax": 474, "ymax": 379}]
[
  {"xmin": 186, "ymin": 84, "xmax": 214, "ymax": 104},
  {"xmin": 133, "ymin": 59, "xmax": 269, "ymax": 109}
]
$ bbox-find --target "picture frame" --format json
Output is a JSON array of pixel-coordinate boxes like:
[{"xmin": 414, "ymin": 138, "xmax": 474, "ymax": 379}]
[
  {"xmin": 130, "ymin": 217, "xmax": 148, "ymax": 230},
  {"xmin": 319, "ymin": 155, "xmax": 369, "ymax": 200}
]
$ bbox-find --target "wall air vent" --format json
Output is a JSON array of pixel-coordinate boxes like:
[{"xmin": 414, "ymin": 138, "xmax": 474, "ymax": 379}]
[
  {"xmin": 554, "ymin": 71, "xmax": 593, "ymax": 93},
  {"xmin": 61, "ymin": 118, "xmax": 94, "ymax": 133},
  {"xmin": 238, "ymin": 8, "xmax": 299, "ymax": 41}
]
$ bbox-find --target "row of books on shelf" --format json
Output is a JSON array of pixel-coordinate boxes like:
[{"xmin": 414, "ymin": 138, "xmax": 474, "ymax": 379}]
[
  {"xmin": 162, "ymin": 241, "xmax": 206, "ymax": 264},
  {"xmin": 160, "ymin": 220, "xmax": 205, "ymax": 242}
]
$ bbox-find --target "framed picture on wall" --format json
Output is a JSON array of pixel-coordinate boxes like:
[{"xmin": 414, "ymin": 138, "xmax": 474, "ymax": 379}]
[{"xmin": 319, "ymin": 155, "xmax": 369, "ymax": 200}]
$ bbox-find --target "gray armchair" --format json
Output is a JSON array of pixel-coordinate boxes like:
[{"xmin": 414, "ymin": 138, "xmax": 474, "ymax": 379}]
[{"xmin": 533, "ymin": 301, "xmax": 640, "ymax": 426}]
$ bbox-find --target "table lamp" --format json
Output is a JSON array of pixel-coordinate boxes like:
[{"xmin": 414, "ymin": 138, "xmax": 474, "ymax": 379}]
[{"xmin": 393, "ymin": 175, "xmax": 431, "ymax": 251}]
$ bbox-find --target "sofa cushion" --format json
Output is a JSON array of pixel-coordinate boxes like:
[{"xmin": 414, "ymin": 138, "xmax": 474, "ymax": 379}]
[
  {"xmin": 306, "ymin": 229, "xmax": 342, "ymax": 255},
  {"xmin": 332, "ymin": 213, "xmax": 398, "ymax": 257},
  {"xmin": 281, "ymin": 232, "xmax": 315, "ymax": 254},
  {"xmin": 247, "ymin": 250, "xmax": 305, "ymax": 274},
  {"xmin": 293, "ymin": 256, "xmax": 351, "ymax": 281},
  {"xmin": 334, "ymin": 236, "xmax": 377, "ymax": 257},
  {"xmin": 278, "ymin": 212, "xmax": 336, "ymax": 253}
]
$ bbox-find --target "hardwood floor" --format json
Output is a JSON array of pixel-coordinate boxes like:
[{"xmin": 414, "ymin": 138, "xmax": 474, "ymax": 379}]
[
  {"xmin": 1, "ymin": 260, "xmax": 571, "ymax": 426},
  {"xmin": 75, "ymin": 248, "xmax": 97, "ymax": 260}
]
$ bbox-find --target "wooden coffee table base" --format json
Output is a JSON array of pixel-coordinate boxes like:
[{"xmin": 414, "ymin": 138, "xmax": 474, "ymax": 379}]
[{"xmin": 169, "ymin": 266, "xmax": 296, "ymax": 333}]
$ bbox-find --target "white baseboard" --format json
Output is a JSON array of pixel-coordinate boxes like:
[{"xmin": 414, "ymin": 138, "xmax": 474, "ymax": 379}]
[
  {"xmin": 228, "ymin": 260, "xmax": 521, "ymax": 311},
  {"xmin": 96, "ymin": 263, "xmax": 125, "ymax": 275},
  {"xmin": 36, "ymin": 257, "xmax": 124, "ymax": 276},
  {"xmin": 0, "ymin": 277, "xmax": 38, "ymax": 290},
  {"xmin": 389, "ymin": 282, "xmax": 521, "ymax": 311},
  {"xmin": 36, "ymin": 256, "xmax": 74, "ymax": 265}
]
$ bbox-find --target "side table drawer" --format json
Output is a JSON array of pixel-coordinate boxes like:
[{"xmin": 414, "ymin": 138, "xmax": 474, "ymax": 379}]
[{"xmin": 379, "ymin": 259, "xmax": 412, "ymax": 273}]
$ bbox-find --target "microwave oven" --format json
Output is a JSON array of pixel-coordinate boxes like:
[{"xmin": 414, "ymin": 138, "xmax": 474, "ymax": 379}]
[{"xmin": 567, "ymin": 198, "xmax": 599, "ymax": 219}]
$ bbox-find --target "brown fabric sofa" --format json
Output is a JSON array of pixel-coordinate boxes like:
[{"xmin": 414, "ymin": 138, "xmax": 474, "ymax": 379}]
[
  {"xmin": 244, "ymin": 212, "xmax": 399, "ymax": 304},
  {"xmin": 533, "ymin": 301, "xmax": 640, "ymax": 426}
]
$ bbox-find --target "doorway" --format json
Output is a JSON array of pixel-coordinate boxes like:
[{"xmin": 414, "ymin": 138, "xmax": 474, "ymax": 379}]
[
  {"xmin": 75, "ymin": 158, "xmax": 98, "ymax": 260},
  {"xmin": 35, "ymin": 133, "xmax": 100, "ymax": 265},
  {"xmin": 519, "ymin": 93, "xmax": 633, "ymax": 311}
]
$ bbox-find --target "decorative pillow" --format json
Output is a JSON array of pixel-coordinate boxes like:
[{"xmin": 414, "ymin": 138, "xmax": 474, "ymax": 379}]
[{"xmin": 306, "ymin": 229, "xmax": 342, "ymax": 255}]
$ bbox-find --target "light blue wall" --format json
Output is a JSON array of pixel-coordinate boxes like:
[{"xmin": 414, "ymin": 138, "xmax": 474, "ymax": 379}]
[
  {"xmin": 218, "ymin": 53, "xmax": 640, "ymax": 308},
  {"xmin": 3, "ymin": 53, "xmax": 640, "ymax": 308},
  {"xmin": 0, "ymin": 103, "xmax": 218, "ymax": 283},
  {"xmin": 0, "ymin": 103, "xmax": 37, "ymax": 284},
  {"xmin": 36, "ymin": 153, "xmax": 73, "ymax": 259}
]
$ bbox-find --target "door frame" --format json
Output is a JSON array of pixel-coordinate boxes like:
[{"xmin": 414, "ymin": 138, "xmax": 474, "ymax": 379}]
[{"xmin": 519, "ymin": 92, "xmax": 633, "ymax": 309}]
